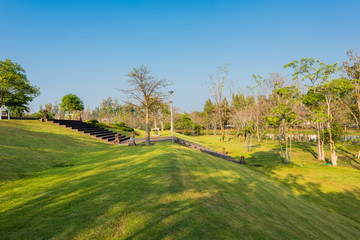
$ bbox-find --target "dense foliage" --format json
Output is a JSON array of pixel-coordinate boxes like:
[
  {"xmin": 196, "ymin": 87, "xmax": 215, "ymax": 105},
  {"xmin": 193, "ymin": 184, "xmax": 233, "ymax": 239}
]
[{"xmin": 0, "ymin": 59, "xmax": 40, "ymax": 116}]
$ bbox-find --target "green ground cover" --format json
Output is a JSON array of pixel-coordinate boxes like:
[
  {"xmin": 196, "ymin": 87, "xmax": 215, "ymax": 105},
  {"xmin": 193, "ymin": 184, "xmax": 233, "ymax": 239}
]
[
  {"xmin": 176, "ymin": 134, "xmax": 360, "ymax": 224},
  {"xmin": 106, "ymin": 128, "xmax": 172, "ymax": 138},
  {"xmin": 0, "ymin": 121, "xmax": 359, "ymax": 239}
]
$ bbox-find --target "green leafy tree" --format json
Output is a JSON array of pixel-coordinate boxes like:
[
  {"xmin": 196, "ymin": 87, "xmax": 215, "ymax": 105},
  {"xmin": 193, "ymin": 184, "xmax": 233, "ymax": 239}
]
[
  {"xmin": 0, "ymin": 59, "xmax": 40, "ymax": 116},
  {"xmin": 267, "ymin": 104, "xmax": 298, "ymax": 163},
  {"xmin": 60, "ymin": 94, "xmax": 84, "ymax": 114},
  {"xmin": 243, "ymin": 121, "xmax": 255, "ymax": 152},
  {"xmin": 175, "ymin": 112, "xmax": 193, "ymax": 135},
  {"xmin": 267, "ymin": 85, "xmax": 301, "ymax": 163},
  {"xmin": 284, "ymin": 58, "xmax": 338, "ymax": 161},
  {"xmin": 318, "ymin": 78, "xmax": 353, "ymax": 166}
]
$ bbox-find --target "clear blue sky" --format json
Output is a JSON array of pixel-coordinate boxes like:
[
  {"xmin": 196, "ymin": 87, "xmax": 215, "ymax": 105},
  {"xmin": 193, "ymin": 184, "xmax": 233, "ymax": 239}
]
[{"xmin": 1, "ymin": 0, "xmax": 359, "ymax": 112}]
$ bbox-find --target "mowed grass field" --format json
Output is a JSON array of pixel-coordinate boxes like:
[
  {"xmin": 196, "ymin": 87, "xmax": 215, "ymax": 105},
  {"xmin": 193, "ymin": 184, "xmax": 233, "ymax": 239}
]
[
  {"xmin": 177, "ymin": 134, "xmax": 360, "ymax": 224},
  {"xmin": 0, "ymin": 121, "xmax": 360, "ymax": 239}
]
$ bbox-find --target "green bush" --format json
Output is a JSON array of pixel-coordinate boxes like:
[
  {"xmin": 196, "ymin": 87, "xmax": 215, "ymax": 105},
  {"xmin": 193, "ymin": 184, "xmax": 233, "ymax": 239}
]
[
  {"xmin": 113, "ymin": 123, "xmax": 134, "ymax": 132},
  {"xmin": 86, "ymin": 119, "xmax": 99, "ymax": 126},
  {"xmin": 164, "ymin": 122, "xmax": 171, "ymax": 130},
  {"xmin": 95, "ymin": 122, "xmax": 109, "ymax": 128}
]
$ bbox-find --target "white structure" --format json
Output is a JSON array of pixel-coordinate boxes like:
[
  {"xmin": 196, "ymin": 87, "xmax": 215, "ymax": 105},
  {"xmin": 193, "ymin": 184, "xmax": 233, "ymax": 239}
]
[
  {"xmin": 0, "ymin": 106, "xmax": 10, "ymax": 120},
  {"xmin": 151, "ymin": 128, "xmax": 160, "ymax": 136},
  {"xmin": 65, "ymin": 113, "xmax": 76, "ymax": 120}
]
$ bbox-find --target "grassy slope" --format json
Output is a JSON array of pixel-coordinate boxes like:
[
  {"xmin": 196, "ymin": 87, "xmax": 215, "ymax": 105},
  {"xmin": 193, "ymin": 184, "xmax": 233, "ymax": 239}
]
[
  {"xmin": 177, "ymin": 134, "xmax": 360, "ymax": 224},
  {"xmin": 0, "ymin": 121, "xmax": 359, "ymax": 239},
  {"xmin": 106, "ymin": 128, "xmax": 172, "ymax": 138}
]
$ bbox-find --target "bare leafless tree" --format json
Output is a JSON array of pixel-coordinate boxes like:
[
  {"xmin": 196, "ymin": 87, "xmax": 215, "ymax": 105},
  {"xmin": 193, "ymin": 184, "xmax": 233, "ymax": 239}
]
[
  {"xmin": 122, "ymin": 66, "xmax": 170, "ymax": 145},
  {"xmin": 208, "ymin": 63, "xmax": 229, "ymax": 141}
]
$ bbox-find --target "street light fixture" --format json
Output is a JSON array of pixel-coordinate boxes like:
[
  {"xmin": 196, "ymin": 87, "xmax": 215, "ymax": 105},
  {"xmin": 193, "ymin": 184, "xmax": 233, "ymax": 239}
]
[{"xmin": 169, "ymin": 91, "xmax": 174, "ymax": 141}]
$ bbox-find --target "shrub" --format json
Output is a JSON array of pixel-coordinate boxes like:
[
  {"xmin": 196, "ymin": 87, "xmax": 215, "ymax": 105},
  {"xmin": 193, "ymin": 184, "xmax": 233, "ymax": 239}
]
[
  {"xmin": 86, "ymin": 119, "xmax": 99, "ymax": 126},
  {"xmin": 113, "ymin": 123, "xmax": 134, "ymax": 132},
  {"xmin": 117, "ymin": 122, "xmax": 126, "ymax": 127},
  {"xmin": 95, "ymin": 122, "xmax": 109, "ymax": 128},
  {"xmin": 164, "ymin": 122, "xmax": 171, "ymax": 130}
]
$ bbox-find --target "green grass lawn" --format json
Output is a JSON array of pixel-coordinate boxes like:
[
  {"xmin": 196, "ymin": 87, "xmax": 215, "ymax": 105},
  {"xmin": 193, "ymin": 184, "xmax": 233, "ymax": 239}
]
[
  {"xmin": 176, "ymin": 134, "xmax": 360, "ymax": 224},
  {"xmin": 106, "ymin": 128, "xmax": 172, "ymax": 138},
  {"xmin": 1, "ymin": 121, "xmax": 360, "ymax": 239}
]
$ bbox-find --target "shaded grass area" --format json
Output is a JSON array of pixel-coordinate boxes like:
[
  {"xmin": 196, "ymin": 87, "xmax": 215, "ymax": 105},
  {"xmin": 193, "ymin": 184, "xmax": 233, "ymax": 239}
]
[
  {"xmin": 180, "ymin": 134, "xmax": 360, "ymax": 224},
  {"xmin": 0, "ymin": 121, "xmax": 360, "ymax": 239}
]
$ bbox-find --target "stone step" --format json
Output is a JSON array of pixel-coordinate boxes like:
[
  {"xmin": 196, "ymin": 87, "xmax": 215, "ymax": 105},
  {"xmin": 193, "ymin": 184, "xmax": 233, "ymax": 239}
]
[
  {"xmin": 88, "ymin": 131, "xmax": 112, "ymax": 136},
  {"xmin": 47, "ymin": 119, "xmax": 128, "ymax": 144},
  {"xmin": 81, "ymin": 128, "xmax": 107, "ymax": 133},
  {"xmin": 96, "ymin": 132, "xmax": 115, "ymax": 137},
  {"xmin": 100, "ymin": 134, "xmax": 116, "ymax": 139},
  {"xmin": 76, "ymin": 128, "xmax": 100, "ymax": 132}
]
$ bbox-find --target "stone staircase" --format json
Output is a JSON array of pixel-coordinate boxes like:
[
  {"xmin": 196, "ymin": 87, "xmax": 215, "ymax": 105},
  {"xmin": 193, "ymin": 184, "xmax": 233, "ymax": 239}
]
[{"xmin": 47, "ymin": 119, "xmax": 130, "ymax": 144}]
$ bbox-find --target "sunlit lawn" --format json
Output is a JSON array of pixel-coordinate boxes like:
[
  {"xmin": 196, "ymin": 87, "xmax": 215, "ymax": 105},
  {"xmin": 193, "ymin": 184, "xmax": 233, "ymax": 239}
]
[
  {"xmin": 177, "ymin": 133, "xmax": 360, "ymax": 224},
  {"xmin": 0, "ymin": 121, "xmax": 359, "ymax": 239},
  {"xmin": 106, "ymin": 128, "xmax": 172, "ymax": 138}
]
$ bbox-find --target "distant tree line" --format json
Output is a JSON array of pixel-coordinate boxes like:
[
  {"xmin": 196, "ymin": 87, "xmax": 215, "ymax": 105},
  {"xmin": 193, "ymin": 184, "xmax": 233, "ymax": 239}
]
[
  {"xmin": 181, "ymin": 50, "xmax": 360, "ymax": 166},
  {"xmin": 3, "ymin": 50, "xmax": 360, "ymax": 161}
]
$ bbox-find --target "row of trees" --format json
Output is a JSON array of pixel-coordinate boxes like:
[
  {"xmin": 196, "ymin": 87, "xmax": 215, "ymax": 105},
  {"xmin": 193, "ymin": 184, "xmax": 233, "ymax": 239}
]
[
  {"xmin": 185, "ymin": 50, "xmax": 359, "ymax": 166},
  {"xmin": 3, "ymin": 50, "xmax": 360, "ymax": 160}
]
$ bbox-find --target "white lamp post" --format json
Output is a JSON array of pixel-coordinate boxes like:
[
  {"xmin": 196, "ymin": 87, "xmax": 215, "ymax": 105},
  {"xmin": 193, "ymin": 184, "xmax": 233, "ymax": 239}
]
[{"xmin": 169, "ymin": 91, "xmax": 174, "ymax": 141}]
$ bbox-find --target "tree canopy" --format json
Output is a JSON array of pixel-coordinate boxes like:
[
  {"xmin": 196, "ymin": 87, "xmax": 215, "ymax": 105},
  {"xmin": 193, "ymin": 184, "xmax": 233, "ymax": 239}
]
[
  {"xmin": 122, "ymin": 65, "xmax": 170, "ymax": 145},
  {"xmin": 60, "ymin": 94, "xmax": 84, "ymax": 113},
  {"xmin": 0, "ymin": 59, "xmax": 40, "ymax": 115}
]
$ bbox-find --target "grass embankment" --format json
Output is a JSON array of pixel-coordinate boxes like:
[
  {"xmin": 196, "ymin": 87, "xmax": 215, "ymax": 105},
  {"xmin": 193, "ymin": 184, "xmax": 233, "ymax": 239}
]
[
  {"xmin": 106, "ymin": 128, "xmax": 172, "ymax": 138},
  {"xmin": 0, "ymin": 121, "xmax": 360, "ymax": 239},
  {"xmin": 177, "ymin": 134, "xmax": 360, "ymax": 224}
]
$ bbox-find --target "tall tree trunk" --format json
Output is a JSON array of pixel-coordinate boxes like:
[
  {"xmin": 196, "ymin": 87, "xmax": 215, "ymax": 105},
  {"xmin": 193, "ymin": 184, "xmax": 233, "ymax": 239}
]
[
  {"xmin": 321, "ymin": 138, "xmax": 325, "ymax": 161},
  {"xmin": 316, "ymin": 122, "xmax": 322, "ymax": 160},
  {"xmin": 154, "ymin": 116, "xmax": 157, "ymax": 129},
  {"xmin": 245, "ymin": 132, "xmax": 249, "ymax": 152},
  {"xmin": 357, "ymin": 94, "xmax": 360, "ymax": 128},
  {"xmin": 285, "ymin": 134, "xmax": 288, "ymax": 163},
  {"xmin": 279, "ymin": 126, "xmax": 284, "ymax": 161},
  {"xmin": 327, "ymin": 103, "xmax": 337, "ymax": 166},
  {"xmin": 145, "ymin": 107, "xmax": 150, "ymax": 145},
  {"xmin": 266, "ymin": 136, "xmax": 268, "ymax": 148},
  {"xmin": 279, "ymin": 137, "xmax": 284, "ymax": 161},
  {"xmin": 256, "ymin": 114, "xmax": 260, "ymax": 142},
  {"xmin": 160, "ymin": 120, "xmax": 164, "ymax": 131},
  {"xmin": 289, "ymin": 133, "xmax": 292, "ymax": 163},
  {"xmin": 220, "ymin": 117, "xmax": 224, "ymax": 142},
  {"xmin": 249, "ymin": 134, "xmax": 253, "ymax": 152}
]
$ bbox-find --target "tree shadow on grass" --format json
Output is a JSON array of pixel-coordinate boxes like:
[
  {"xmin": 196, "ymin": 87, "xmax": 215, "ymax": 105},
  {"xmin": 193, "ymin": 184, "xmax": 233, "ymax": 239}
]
[
  {"xmin": 3, "ymin": 143, "xmax": 244, "ymax": 239},
  {"xmin": 240, "ymin": 148, "xmax": 360, "ymax": 224},
  {"xmin": 1, "ymin": 137, "xmax": 360, "ymax": 239},
  {"xmin": 295, "ymin": 142, "xmax": 318, "ymax": 159}
]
